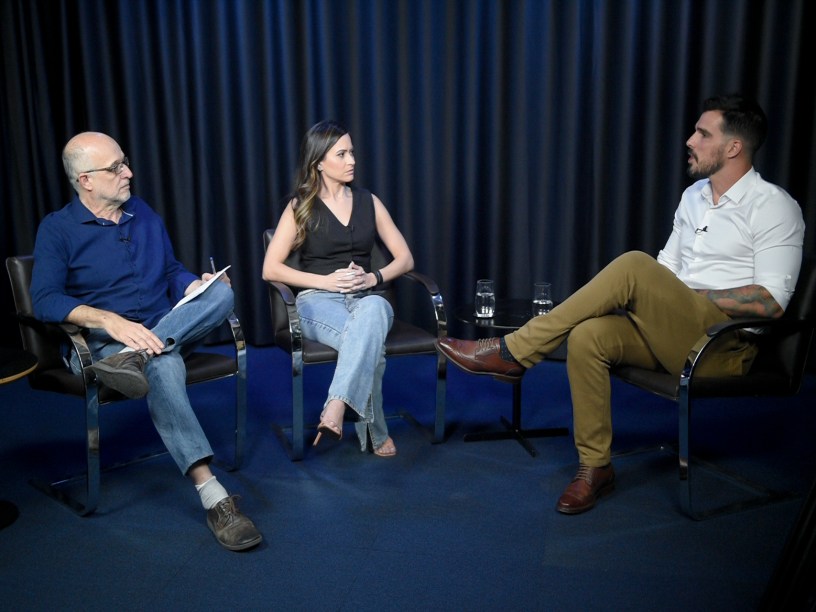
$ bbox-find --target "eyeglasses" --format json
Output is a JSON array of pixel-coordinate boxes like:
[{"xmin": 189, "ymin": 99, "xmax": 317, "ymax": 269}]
[{"xmin": 79, "ymin": 156, "xmax": 130, "ymax": 177}]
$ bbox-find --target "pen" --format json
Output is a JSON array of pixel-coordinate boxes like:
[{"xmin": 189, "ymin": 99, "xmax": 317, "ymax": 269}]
[{"xmin": 209, "ymin": 256, "xmax": 216, "ymax": 274}]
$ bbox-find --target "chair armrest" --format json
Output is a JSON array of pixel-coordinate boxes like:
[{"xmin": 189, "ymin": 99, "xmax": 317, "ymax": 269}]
[
  {"xmin": 226, "ymin": 312, "xmax": 247, "ymax": 354},
  {"xmin": 705, "ymin": 316, "xmax": 807, "ymax": 337},
  {"xmin": 266, "ymin": 280, "xmax": 303, "ymax": 353},
  {"xmin": 399, "ymin": 270, "xmax": 448, "ymax": 339},
  {"xmin": 16, "ymin": 312, "xmax": 95, "ymax": 372},
  {"xmin": 404, "ymin": 270, "xmax": 440, "ymax": 295},
  {"xmin": 685, "ymin": 315, "xmax": 812, "ymax": 378},
  {"xmin": 267, "ymin": 280, "xmax": 296, "ymax": 305},
  {"xmin": 58, "ymin": 322, "xmax": 94, "ymax": 371}
]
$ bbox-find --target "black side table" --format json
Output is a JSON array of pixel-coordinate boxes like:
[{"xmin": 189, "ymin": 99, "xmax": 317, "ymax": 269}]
[
  {"xmin": 454, "ymin": 299, "xmax": 568, "ymax": 457},
  {"xmin": 1, "ymin": 347, "xmax": 38, "ymax": 530}
]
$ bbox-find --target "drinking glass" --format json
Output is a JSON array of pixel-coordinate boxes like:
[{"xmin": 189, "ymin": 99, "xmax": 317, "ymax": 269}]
[
  {"xmin": 475, "ymin": 279, "xmax": 496, "ymax": 318},
  {"xmin": 532, "ymin": 281, "xmax": 553, "ymax": 316}
]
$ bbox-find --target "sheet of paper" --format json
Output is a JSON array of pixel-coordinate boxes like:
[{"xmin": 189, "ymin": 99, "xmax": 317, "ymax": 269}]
[{"xmin": 173, "ymin": 265, "xmax": 231, "ymax": 309}]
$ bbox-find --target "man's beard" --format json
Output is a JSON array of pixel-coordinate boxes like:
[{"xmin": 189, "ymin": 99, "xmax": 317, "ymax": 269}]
[{"xmin": 686, "ymin": 148, "xmax": 725, "ymax": 180}]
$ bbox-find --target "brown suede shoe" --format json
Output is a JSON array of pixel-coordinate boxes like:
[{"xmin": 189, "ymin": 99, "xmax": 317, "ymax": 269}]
[
  {"xmin": 435, "ymin": 337, "xmax": 524, "ymax": 382},
  {"xmin": 207, "ymin": 495, "xmax": 263, "ymax": 551},
  {"xmin": 556, "ymin": 464, "xmax": 615, "ymax": 515},
  {"xmin": 88, "ymin": 350, "xmax": 150, "ymax": 399}
]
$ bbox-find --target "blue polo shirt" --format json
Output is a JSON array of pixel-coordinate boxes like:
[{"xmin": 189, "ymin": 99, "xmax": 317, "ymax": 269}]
[{"xmin": 31, "ymin": 195, "xmax": 198, "ymax": 328}]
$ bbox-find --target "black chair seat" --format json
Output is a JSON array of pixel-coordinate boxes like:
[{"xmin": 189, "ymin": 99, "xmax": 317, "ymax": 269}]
[
  {"xmin": 612, "ymin": 366, "xmax": 678, "ymax": 398},
  {"xmin": 301, "ymin": 320, "xmax": 437, "ymax": 365},
  {"xmin": 613, "ymin": 365, "xmax": 801, "ymax": 401},
  {"xmin": 611, "ymin": 255, "xmax": 816, "ymax": 519},
  {"xmin": 29, "ymin": 352, "xmax": 237, "ymax": 401},
  {"xmin": 385, "ymin": 321, "xmax": 438, "ymax": 356},
  {"xmin": 182, "ymin": 352, "xmax": 242, "ymax": 383}
]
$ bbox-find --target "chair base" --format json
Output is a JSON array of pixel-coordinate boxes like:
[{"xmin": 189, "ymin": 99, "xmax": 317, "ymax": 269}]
[
  {"xmin": 613, "ymin": 444, "xmax": 798, "ymax": 520},
  {"xmin": 396, "ymin": 410, "xmax": 448, "ymax": 444},
  {"xmin": 31, "ymin": 445, "xmax": 242, "ymax": 517},
  {"xmin": 30, "ymin": 449, "xmax": 171, "ymax": 516},
  {"xmin": 271, "ymin": 424, "xmax": 301, "ymax": 459}
]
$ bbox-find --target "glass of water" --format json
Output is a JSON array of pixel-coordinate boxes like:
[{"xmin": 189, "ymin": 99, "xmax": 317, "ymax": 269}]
[
  {"xmin": 475, "ymin": 279, "xmax": 496, "ymax": 318},
  {"xmin": 532, "ymin": 281, "xmax": 553, "ymax": 316}
]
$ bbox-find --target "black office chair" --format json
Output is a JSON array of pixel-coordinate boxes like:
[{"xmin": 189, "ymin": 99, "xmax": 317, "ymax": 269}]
[
  {"xmin": 263, "ymin": 228, "xmax": 447, "ymax": 460},
  {"xmin": 612, "ymin": 256, "xmax": 816, "ymax": 520},
  {"xmin": 5, "ymin": 255, "xmax": 247, "ymax": 516}
]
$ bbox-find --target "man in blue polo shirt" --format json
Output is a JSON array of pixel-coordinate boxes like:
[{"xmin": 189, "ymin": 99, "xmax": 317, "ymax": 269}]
[{"xmin": 30, "ymin": 131, "xmax": 262, "ymax": 551}]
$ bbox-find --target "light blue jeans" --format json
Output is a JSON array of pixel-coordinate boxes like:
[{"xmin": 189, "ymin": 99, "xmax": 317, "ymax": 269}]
[
  {"xmin": 296, "ymin": 290, "xmax": 394, "ymax": 452},
  {"xmin": 69, "ymin": 281, "xmax": 235, "ymax": 475}
]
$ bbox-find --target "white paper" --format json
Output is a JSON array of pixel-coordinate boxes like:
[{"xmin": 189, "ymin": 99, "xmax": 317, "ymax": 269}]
[{"xmin": 173, "ymin": 265, "xmax": 231, "ymax": 309}]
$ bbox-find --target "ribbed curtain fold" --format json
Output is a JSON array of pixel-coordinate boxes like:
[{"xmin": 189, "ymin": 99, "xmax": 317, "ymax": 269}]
[{"xmin": 2, "ymin": 0, "xmax": 814, "ymax": 345}]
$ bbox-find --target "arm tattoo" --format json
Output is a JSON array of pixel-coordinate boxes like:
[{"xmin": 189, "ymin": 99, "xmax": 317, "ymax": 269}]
[{"xmin": 695, "ymin": 285, "xmax": 783, "ymax": 318}]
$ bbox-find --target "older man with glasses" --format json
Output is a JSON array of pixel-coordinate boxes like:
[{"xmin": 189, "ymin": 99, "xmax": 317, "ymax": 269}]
[{"xmin": 29, "ymin": 132, "xmax": 262, "ymax": 551}]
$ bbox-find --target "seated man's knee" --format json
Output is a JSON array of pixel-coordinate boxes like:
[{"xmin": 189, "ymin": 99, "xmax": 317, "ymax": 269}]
[
  {"xmin": 210, "ymin": 280, "xmax": 235, "ymax": 310},
  {"xmin": 612, "ymin": 250, "xmax": 651, "ymax": 268},
  {"xmin": 568, "ymin": 320, "xmax": 607, "ymax": 359},
  {"xmin": 198, "ymin": 280, "xmax": 234, "ymax": 324},
  {"xmin": 599, "ymin": 250, "xmax": 660, "ymax": 285},
  {"xmin": 569, "ymin": 317, "xmax": 631, "ymax": 364}
]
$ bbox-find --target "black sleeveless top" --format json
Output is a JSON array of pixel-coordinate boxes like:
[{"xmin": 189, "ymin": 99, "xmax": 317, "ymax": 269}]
[{"xmin": 298, "ymin": 187, "xmax": 376, "ymax": 276}]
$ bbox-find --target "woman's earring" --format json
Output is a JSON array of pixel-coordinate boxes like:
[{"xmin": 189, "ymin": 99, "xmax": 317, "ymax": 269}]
[{"xmin": 317, "ymin": 164, "xmax": 323, "ymax": 172}]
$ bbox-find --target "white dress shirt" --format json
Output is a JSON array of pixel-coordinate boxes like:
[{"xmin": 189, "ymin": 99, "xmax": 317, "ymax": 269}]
[{"xmin": 657, "ymin": 168, "xmax": 805, "ymax": 311}]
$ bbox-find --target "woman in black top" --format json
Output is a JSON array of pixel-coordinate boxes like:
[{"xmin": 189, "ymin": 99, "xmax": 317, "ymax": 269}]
[{"xmin": 262, "ymin": 120, "xmax": 414, "ymax": 457}]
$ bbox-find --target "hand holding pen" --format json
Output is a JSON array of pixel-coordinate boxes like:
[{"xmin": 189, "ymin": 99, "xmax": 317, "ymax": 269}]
[{"xmin": 206, "ymin": 256, "xmax": 232, "ymax": 287}]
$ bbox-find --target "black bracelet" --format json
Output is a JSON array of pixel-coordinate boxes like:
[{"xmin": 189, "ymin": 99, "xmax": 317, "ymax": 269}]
[{"xmin": 374, "ymin": 270, "xmax": 384, "ymax": 285}]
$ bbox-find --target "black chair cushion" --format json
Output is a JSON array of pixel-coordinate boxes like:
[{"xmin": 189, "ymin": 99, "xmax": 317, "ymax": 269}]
[
  {"xmin": 612, "ymin": 363, "xmax": 802, "ymax": 402},
  {"xmin": 302, "ymin": 320, "xmax": 437, "ymax": 365},
  {"xmin": 29, "ymin": 352, "xmax": 237, "ymax": 403}
]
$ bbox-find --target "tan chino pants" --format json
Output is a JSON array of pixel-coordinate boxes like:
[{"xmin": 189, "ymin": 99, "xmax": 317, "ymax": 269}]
[{"xmin": 504, "ymin": 251, "xmax": 757, "ymax": 466}]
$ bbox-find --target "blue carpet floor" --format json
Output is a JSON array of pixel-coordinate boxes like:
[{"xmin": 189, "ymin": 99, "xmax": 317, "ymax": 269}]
[{"xmin": 1, "ymin": 344, "xmax": 814, "ymax": 611}]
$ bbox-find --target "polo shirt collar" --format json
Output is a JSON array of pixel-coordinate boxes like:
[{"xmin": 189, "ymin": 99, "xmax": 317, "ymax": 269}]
[{"xmin": 68, "ymin": 195, "xmax": 135, "ymax": 226}]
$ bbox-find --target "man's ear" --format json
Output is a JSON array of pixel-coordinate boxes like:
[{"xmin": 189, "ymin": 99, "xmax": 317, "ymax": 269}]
[
  {"xmin": 727, "ymin": 138, "xmax": 743, "ymax": 159},
  {"xmin": 76, "ymin": 174, "xmax": 92, "ymax": 190}
]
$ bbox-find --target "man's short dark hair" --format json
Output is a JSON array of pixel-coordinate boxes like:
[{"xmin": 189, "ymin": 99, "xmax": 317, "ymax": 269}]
[{"xmin": 702, "ymin": 94, "xmax": 768, "ymax": 156}]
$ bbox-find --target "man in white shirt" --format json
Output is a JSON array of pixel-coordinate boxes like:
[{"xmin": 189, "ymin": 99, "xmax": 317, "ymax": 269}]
[{"xmin": 436, "ymin": 94, "xmax": 806, "ymax": 515}]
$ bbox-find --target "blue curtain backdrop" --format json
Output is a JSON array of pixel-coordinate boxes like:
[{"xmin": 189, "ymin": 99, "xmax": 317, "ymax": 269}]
[{"xmin": 2, "ymin": 0, "xmax": 814, "ymax": 345}]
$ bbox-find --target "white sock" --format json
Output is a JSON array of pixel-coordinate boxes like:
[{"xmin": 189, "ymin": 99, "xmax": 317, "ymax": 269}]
[{"xmin": 195, "ymin": 476, "xmax": 229, "ymax": 510}]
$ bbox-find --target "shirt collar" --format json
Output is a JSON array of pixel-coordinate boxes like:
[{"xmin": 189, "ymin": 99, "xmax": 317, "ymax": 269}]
[
  {"xmin": 68, "ymin": 194, "xmax": 135, "ymax": 225},
  {"xmin": 700, "ymin": 167, "xmax": 757, "ymax": 208}
]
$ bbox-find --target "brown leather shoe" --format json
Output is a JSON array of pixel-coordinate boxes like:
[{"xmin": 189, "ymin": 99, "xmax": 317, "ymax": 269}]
[
  {"xmin": 435, "ymin": 337, "xmax": 524, "ymax": 382},
  {"xmin": 88, "ymin": 350, "xmax": 150, "ymax": 399},
  {"xmin": 556, "ymin": 464, "xmax": 615, "ymax": 515},
  {"xmin": 207, "ymin": 495, "xmax": 263, "ymax": 551}
]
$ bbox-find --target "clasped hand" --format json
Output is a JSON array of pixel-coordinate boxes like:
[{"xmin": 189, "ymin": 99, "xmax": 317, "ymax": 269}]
[{"xmin": 328, "ymin": 262, "xmax": 371, "ymax": 293}]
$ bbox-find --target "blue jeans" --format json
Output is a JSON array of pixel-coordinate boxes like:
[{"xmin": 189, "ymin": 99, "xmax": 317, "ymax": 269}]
[
  {"xmin": 296, "ymin": 290, "xmax": 394, "ymax": 451},
  {"xmin": 69, "ymin": 281, "xmax": 235, "ymax": 475}
]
